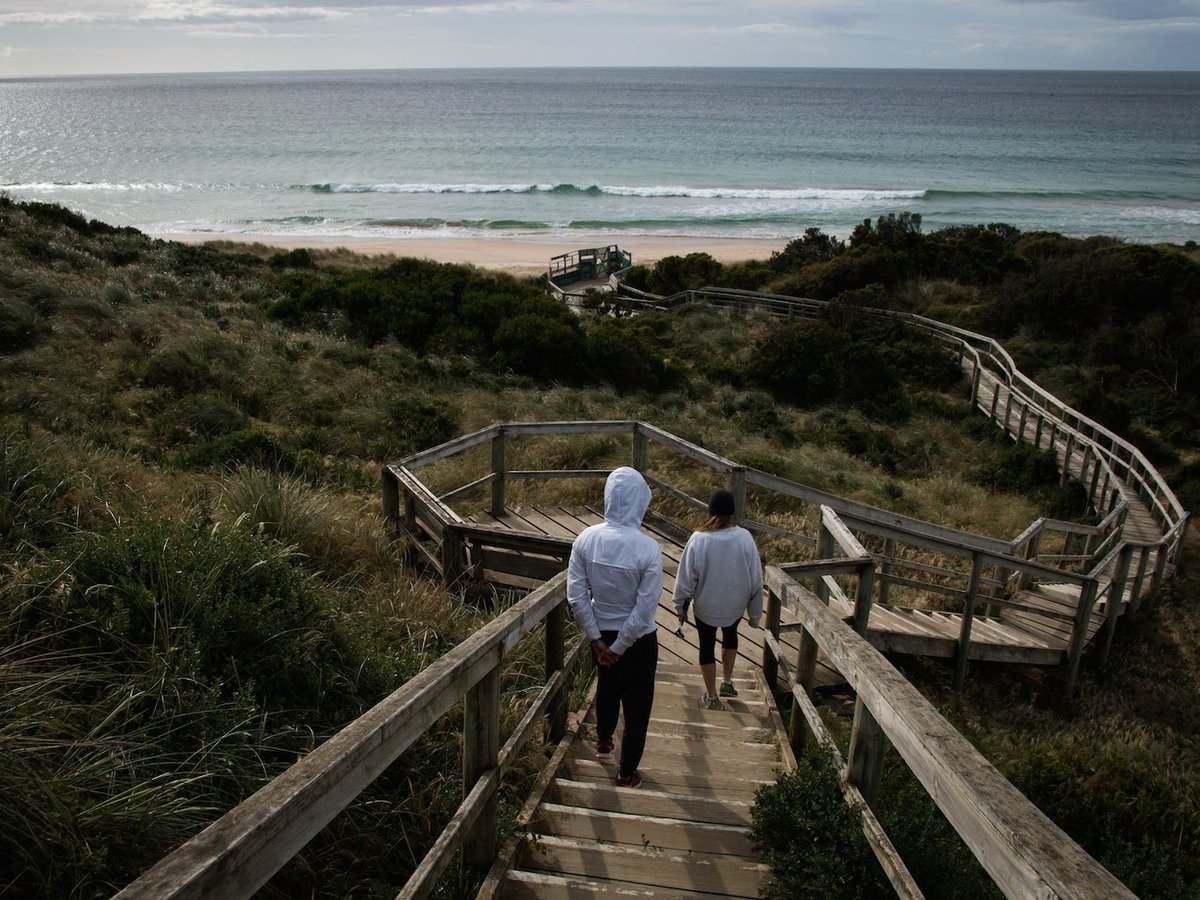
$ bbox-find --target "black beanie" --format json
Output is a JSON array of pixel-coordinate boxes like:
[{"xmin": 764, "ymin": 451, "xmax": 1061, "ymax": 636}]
[{"xmin": 708, "ymin": 489, "xmax": 735, "ymax": 516}]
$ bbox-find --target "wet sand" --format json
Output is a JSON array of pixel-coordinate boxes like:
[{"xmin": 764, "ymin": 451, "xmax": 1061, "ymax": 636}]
[{"xmin": 164, "ymin": 232, "xmax": 790, "ymax": 276}]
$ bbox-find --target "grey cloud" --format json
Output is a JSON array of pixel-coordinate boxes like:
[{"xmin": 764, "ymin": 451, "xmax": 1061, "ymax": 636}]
[{"xmin": 1005, "ymin": 0, "xmax": 1200, "ymax": 20}]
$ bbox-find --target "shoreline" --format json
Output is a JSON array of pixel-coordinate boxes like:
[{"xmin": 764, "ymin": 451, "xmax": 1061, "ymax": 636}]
[{"xmin": 160, "ymin": 232, "xmax": 791, "ymax": 276}]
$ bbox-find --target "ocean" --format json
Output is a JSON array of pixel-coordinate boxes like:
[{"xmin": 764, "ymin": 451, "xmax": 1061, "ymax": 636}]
[{"xmin": 1, "ymin": 67, "xmax": 1198, "ymax": 246}]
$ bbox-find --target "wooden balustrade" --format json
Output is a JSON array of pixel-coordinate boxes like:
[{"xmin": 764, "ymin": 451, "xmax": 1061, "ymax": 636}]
[
  {"xmin": 114, "ymin": 572, "xmax": 580, "ymax": 900},
  {"xmin": 762, "ymin": 566, "xmax": 1136, "ymax": 900}
]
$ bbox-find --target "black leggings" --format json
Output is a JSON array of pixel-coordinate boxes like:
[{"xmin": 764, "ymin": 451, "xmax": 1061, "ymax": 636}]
[
  {"xmin": 695, "ymin": 617, "xmax": 739, "ymax": 666},
  {"xmin": 594, "ymin": 630, "xmax": 658, "ymax": 779}
]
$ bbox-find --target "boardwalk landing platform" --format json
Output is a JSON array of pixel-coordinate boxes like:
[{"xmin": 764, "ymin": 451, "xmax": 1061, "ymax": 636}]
[
  {"xmin": 466, "ymin": 504, "xmax": 1095, "ymax": 676},
  {"xmin": 496, "ymin": 662, "xmax": 784, "ymax": 899}
]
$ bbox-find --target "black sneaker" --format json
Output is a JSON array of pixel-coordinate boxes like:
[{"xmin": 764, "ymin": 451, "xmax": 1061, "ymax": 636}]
[{"xmin": 615, "ymin": 770, "xmax": 642, "ymax": 788}]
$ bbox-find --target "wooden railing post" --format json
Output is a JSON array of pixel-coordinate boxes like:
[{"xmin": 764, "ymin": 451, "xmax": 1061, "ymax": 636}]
[
  {"xmin": 1088, "ymin": 457, "xmax": 1104, "ymax": 511},
  {"xmin": 1065, "ymin": 578, "xmax": 1100, "ymax": 696},
  {"xmin": 382, "ymin": 467, "xmax": 400, "ymax": 526},
  {"xmin": 847, "ymin": 696, "xmax": 885, "ymax": 808},
  {"xmin": 1149, "ymin": 541, "xmax": 1171, "ymax": 606},
  {"xmin": 1098, "ymin": 545, "xmax": 1135, "ymax": 666},
  {"xmin": 441, "ymin": 523, "xmax": 468, "ymax": 586},
  {"xmin": 953, "ymin": 552, "xmax": 984, "ymax": 691},
  {"xmin": 729, "ymin": 467, "xmax": 747, "ymax": 524},
  {"xmin": 631, "ymin": 423, "xmax": 649, "ymax": 472},
  {"xmin": 878, "ymin": 537, "xmax": 895, "ymax": 606},
  {"xmin": 490, "ymin": 429, "xmax": 506, "ymax": 518},
  {"xmin": 545, "ymin": 601, "xmax": 567, "ymax": 745},
  {"xmin": 1130, "ymin": 545, "xmax": 1152, "ymax": 608},
  {"xmin": 762, "ymin": 585, "xmax": 782, "ymax": 692},
  {"xmin": 1018, "ymin": 527, "xmax": 1044, "ymax": 590},
  {"xmin": 852, "ymin": 559, "xmax": 875, "ymax": 636},
  {"xmin": 816, "ymin": 517, "xmax": 834, "ymax": 606},
  {"xmin": 1060, "ymin": 433, "xmax": 1077, "ymax": 485},
  {"xmin": 463, "ymin": 663, "xmax": 500, "ymax": 873}
]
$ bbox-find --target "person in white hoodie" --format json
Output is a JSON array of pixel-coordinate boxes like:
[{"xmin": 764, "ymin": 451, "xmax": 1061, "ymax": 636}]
[
  {"xmin": 567, "ymin": 466, "xmax": 663, "ymax": 789},
  {"xmin": 673, "ymin": 489, "xmax": 763, "ymax": 707}
]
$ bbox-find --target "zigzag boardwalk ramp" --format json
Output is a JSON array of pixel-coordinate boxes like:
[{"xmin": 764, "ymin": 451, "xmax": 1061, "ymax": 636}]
[{"xmin": 493, "ymin": 661, "xmax": 785, "ymax": 899}]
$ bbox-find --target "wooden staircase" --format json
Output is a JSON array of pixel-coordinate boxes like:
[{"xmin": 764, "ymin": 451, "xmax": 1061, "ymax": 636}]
[{"xmin": 498, "ymin": 661, "xmax": 786, "ymax": 899}]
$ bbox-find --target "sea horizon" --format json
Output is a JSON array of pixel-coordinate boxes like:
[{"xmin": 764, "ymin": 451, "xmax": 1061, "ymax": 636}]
[{"xmin": 2, "ymin": 67, "xmax": 1198, "ymax": 246}]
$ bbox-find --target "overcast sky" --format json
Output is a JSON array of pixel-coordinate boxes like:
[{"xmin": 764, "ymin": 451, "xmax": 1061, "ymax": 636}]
[{"xmin": 1, "ymin": 0, "xmax": 1198, "ymax": 78}]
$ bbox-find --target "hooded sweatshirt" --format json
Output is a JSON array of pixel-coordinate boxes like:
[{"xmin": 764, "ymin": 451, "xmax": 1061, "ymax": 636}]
[{"xmin": 566, "ymin": 467, "xmax": 664, "ymax": 655}]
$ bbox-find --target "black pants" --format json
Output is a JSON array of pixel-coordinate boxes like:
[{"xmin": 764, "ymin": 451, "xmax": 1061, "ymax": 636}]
[
  {"xmin": 695, "ymin": 617, "xmax": 739, "ymax": 666},
  {"xmin": 595, "ymin": 629, "xmax": 658, "ymax": 779}
]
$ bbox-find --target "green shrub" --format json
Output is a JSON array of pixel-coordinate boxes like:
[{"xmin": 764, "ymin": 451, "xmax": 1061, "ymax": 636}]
[
  {"xmin": 768, "ymin": 227, "xmax": 845, "ymax": 273},
  {"xmin": 150, "ymin": 393, "xmax": 249, "ymax": 446},
  {"xmin": 386, "ymin": 395, "xmax": 460, "ymax": 458},
  {"xmin": 750, "ymin": 742, "xmax": 889, "ymax": 898},
  {"xmin": 874, "ymin": 759, "xmax": 1002, "ymax": 899},
  {"xmin": 22, "ymin": 514, "xmax": 386, "ymax": 719},
  {"xmin": 1006, "ymin": 746, "xmax": 1199, "ymax": 898},
  {"xmin": 584, "ymin": 318, "xmax": 669, "ymax": 393},
  {"xmin": 0, "ymin": 431, "xmax": 76, "ymax": 557},
  {"xmin": 0, "ymin": 296, "xmax": 49, "ymax": 352},
  {"xmin": 180, "ymin": 427, "xmax": 295, "ymax": 471},
  {"xmin": 269, "ymin": 247, "xmax": 316, "ymax": 270}
]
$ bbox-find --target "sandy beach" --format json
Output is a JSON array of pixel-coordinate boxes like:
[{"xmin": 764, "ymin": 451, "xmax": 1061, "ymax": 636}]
[{"xmin": 165, "ymin": 232, "xmax": 790, "ymax": 277}]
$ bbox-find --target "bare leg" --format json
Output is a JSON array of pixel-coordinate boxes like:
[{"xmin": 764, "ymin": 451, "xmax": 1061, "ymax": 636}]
[
  {"xmin": 700, "ymin": 662, "xmax": 717, "ymax": 698},
  {"xmin": 722, "ymin": 648, "xmax": 736, "ymax": 683}
]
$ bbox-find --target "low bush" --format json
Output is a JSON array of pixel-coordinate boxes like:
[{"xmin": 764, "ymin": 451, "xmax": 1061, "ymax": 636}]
[
  {"xmin": 751, "ymin": 742, "xmax": 889, "ymax": 898},
  {"xmin": 150, "ymin": 392, "xmax": 249, "ymax": 446},
  {"xmin": 179, "ymin": 427, "xmax": 296, "ymax": 471},
  {"xmin": 1007, "ymin": 746, "xmax": 1199, "ymax": 898}
]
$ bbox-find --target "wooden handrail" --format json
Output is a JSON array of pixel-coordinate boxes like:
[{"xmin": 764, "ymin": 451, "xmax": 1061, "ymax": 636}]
[
  {"xmin": 763, "ymin": 566, "xmax": 1137, "ymax": 899},
  {"xmin": 609, "ymin": 281, "xmax": 1186, "ymax": 549},
  {"xmin": 113, "ymin": 573, "xmax": 575, "ymax": 900}
]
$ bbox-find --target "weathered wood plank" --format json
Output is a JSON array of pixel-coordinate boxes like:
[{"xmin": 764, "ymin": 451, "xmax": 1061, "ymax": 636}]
[
  {"xmin": 548, "ymin": 779, "xmax": 753, "ymax": 826},
  {"xmin": 532, "ymin": 804, "xmax": 755, "ymax": 856},
  {"xmin": 519, "ymin": 834, "xmax": 768, "ymax": 898}
]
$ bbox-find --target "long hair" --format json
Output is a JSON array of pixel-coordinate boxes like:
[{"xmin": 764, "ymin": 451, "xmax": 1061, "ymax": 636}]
[{"xmin": 698, "ymin": 513, "xmax": 733, "ymax": 532}]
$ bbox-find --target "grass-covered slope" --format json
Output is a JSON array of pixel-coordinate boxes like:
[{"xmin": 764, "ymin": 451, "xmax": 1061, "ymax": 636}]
[{"xmin": 1, "ymin": 195, "xmax": 1196, "ymax": 897}]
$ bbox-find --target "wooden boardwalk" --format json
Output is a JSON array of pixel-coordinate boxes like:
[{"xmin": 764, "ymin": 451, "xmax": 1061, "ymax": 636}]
[
  {"xmin": 465, "ymin": 505, "xmax": 791, "ymax": 898},
  {"xmin": 499, "ymin": 661, "xmax": 783, "ymax": 899}
]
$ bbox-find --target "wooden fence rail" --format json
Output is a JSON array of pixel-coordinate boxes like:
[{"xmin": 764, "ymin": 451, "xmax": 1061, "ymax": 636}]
[
  {"xmin": 762, "ymin": 565, "xmax": 1137, "ymax": 900},
  {"xmin": 113, "ymin": 573, "xmax": 579, "ymax": 900},
  {"xmin": 607, "ymin": 279, "xmax": 1188, "ymax": 566},
  {"xmin": 384, "ymin": 417, "xmax": 1175, "ymax": 694}
]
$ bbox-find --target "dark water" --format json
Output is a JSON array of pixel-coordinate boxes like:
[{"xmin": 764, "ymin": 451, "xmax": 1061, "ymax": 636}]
[{"xmin": 1, "ymin": 67, "xmax": 1197, "ymax": 243}]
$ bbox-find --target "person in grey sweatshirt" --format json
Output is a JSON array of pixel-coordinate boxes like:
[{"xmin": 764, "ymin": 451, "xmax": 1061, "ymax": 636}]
[
  {"xmin": 566, "ymin": 466, "xmax": 664, "ymax": 788},
  {"xmin": 673, "ymin": 489, "xmax": 763, "ymax": 706}
]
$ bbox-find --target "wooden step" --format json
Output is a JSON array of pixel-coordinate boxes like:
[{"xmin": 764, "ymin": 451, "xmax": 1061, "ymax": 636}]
[
  {"xmin": 549, "ymin": 778, "xmax": 752, "ymax": 826},
  {"xmin": 531, "ymin": 803, "xmax": 756, "ymax": 856},
  {"xmin": 568, "ymin": 734, "xmax": 777, "ymax": 772},
  {"xmin": 564, "ymin": 759, "xmax": 773, "ymax": 798},
  {"xmin": 518, "ymin": 833, "xmax": 768, "ymax": 898},
  {"xmin": 502, "ymin": 868, "xmax": 709, "ymax": 899}
]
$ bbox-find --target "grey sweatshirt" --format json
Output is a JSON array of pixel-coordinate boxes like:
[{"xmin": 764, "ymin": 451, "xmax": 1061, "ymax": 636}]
[{"xmin": 672, "ymin": 526, "xmax": 763, "ymax": 628}]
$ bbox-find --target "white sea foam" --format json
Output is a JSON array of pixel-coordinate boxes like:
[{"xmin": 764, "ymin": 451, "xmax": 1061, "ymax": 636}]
[
  {"xmin": 312, "ymin": 182, "xmax": 927, "ymax": 202},
  {"xmin": 1, "ymin": 181, "xmax": 186, "ymax": 192}
]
